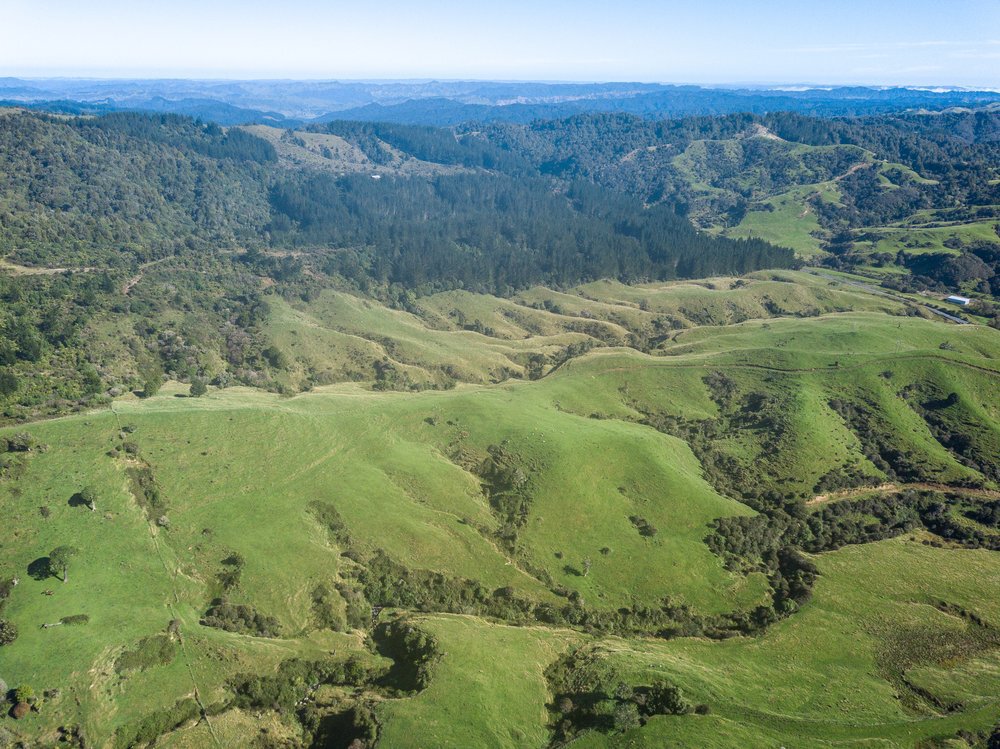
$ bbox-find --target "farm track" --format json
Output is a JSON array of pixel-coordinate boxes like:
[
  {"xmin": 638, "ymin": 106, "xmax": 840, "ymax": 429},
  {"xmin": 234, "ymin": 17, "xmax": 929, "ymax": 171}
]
[
  {"xmin": 110, "ymin": 404, "xmax": 224, "ymax": 748},
  {"xmin": 579, "ymin": 351, "xmax": 1000, "ymax": 379},
  {"xmin": 812, "ymin": 271, "xmax": 970, "ymax": 324},
  {"xmin": 807, "ymin": 482, "xmax": 1000, "ymax": 506},
  {"xmin": 123, "ymin": 256, "xmax": 173, "ymax": 295}
]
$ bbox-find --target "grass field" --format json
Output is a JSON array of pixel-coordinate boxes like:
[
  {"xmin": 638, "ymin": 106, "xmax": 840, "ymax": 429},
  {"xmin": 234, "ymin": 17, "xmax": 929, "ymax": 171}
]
[
  {"xmin": 723, "ymin": 182, "xmax": 840, "ymax": 256},
  {"xmin": 562, "ymin": 536, "xmax": 1000, "ymax": 748},
  {"xmin": 2, "ymin": 273, "xmax": 999, "ymax": 747},
  {"xmin": 378, "ymin": 537, "xmax": 1000, "ymax": 749},
  {"xmin": 667, "ymin": 127, "xmax": 994, "ymax": 266}
]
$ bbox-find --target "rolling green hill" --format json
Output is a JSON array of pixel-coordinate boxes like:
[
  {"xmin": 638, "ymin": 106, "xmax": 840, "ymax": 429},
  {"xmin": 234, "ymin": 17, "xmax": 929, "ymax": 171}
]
[{"xmin": 2, "ymin": 273, "xmax": 999, "ymax": 747}]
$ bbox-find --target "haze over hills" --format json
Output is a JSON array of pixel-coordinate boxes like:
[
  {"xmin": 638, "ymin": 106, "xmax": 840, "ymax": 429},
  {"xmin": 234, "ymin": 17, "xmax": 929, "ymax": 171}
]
[{"xmin": 4, "ymin": 77, "xmax": 1000, "ymax": 126}]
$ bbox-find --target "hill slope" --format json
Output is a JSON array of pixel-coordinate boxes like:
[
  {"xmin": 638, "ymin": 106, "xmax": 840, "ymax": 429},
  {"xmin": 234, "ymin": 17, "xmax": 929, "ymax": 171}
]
[{"xmin": 2, "ymin": 275, "xmax": 1000, "ymax": 746}]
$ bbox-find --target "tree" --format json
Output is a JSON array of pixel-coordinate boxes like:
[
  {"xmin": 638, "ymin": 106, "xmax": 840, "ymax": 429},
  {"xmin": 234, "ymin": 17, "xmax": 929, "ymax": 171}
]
[
  {"xmin": 612, "ymin": 700, "xmax": 642, "ymax": 732},
  {"xmin": 138, "ymin": 358, "xmax": 163, "ymax": 398},
  {"xmin": 646, "ymin": 680, "xmax": 692, "ymax": 716},
  {"xmin": 48, "ymin": 546, "xmax": 79, "ymax": 583},
  {"xmin": 189, "ymin": 377, "xmax": 207, "ymax": 397},
  {"xmin": 582, "ymin": 557, "xmax": 592, "ymax": 577},
  {"xmin": 79, "ymin": 486, "xmax": 97, "ymax": 512},
  {"xmin": 0, "ymin": 618, "xmax": 17, "ymax": 645},
  {"xmin": 79, "ymin": 365, "xmax": 103, "ymax": 395},
  {"xmin": 0, "ymin": 369, "xmax": 18, "ymax": 397}
]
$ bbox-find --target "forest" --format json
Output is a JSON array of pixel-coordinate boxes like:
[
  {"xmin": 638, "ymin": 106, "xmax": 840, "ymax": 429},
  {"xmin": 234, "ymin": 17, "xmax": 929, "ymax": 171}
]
[{"xmin": 0, "ymin": 108, "xmax": 797, "ymax": 421}]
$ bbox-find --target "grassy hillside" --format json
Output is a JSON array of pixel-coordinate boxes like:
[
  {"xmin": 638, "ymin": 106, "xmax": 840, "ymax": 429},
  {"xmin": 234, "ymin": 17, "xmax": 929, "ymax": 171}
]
[
  {"xmin": 2, "ymin": 274, "xmax": 1000, "ymax": 746},
  {"xmin": 558, "ymin": 537, "xmax": 1000, "ymax": 748}
]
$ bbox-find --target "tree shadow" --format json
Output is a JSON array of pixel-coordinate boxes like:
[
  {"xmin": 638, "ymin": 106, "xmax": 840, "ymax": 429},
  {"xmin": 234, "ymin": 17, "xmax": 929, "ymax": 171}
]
[
  {"xmin": 67, "ymin": 492, "xmax": 88, "ymax": 508},
  {"xmin": 563, "ymin": 564, "xmax": 582, "ymax": 577},
  {"xmin": 27, "ymin": 556, "xmax": 52, "ymax": 581}
]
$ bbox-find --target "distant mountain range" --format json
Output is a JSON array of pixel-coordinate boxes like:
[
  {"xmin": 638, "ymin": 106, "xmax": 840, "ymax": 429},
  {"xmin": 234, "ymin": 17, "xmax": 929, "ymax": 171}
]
[{"xmin": 2, "ymin": 77, "xmax": 1000, "ymax": 126}]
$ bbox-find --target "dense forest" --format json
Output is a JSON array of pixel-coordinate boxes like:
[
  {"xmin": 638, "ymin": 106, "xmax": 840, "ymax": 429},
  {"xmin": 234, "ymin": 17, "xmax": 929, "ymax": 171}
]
[{"xmin": 0, "ymin": 108, "xmax": 796, "ymax": 421}]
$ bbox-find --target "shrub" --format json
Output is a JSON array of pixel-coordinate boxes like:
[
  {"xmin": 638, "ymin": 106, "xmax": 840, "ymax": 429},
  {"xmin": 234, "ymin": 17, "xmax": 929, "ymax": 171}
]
[
  {"xmin": 113, "ymin": 698, "xmax": 199, "ymax": 749},
  {"xmin": 189, "ymin": 377, "xmax": 208, "ymax": 397},
  {"xmin": 0, "ymin": 619, "xmax": 18, "ymax": 646},
  {"xmin": 115, "ymin": 634, "xmax": 177, "ymax": 674}
]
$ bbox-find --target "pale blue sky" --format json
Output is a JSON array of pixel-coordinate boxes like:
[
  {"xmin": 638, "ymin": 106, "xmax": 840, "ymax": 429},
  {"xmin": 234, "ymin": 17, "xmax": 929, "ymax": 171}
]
[{"xmin": 4, "ymin": 0, "xmax": 999, "ymax": 86}]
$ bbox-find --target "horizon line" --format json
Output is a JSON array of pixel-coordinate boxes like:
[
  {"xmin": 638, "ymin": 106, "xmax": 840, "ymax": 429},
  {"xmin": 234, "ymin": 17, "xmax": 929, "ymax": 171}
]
[{"xmin": 2, "ymin": 75, "xmax": 999, "ymax": 91}]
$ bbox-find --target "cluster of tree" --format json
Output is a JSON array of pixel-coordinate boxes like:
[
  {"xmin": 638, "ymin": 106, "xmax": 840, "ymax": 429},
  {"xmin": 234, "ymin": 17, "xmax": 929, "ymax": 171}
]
[
  {"xmin": 474, "ymin": 110, "xmax": 1000, "ymax": 275},
  {"xmin": 707, "ymin": 489, "xmax": 1000, "ymax": 631},
  {"xmin": 0, "ymin": 111, "xmax": 272, "ymax": 268},
  {"xmin": 229, "ymin": 656, "xmax": 381, "ymax": 713},
  {"xmin": 3, "ymin": 106, "xmax": 994, "ymax": 425},
  {"xmin": 322, "ymin": 120, "xmax": 527, "ymax": 171},
  {"xmin": 639, "ymin": 372, "xmax": 797, "ymax": 506},
  {"xmin": 966, "ymin": 500, "xmax": 1000, "ymax": 528},
  {"xmin": 827, "ymin": 397, "xmax": 936, "ymax": 483},
  {"xmin": 226, "ymin": 621, "xmax": 437, "ymax": 748},
  {"xmin": 900, "ymin": 384, "xmax": 1000, "ymax": 484},
  {"xmin": 321, "ymin": 87, "xmax": 1000, "ymax": 127},
  {"xmin": 200, "ymin": 599, "xmax": 282, "ymax": 638},
  {"xmin": 74, "ymin": 112, "xmax": 277, "ymax": 164},
  {"xmin": 546, "ymin": 647, "xmax": 707, "ymax": 742},
  {"xmin": 899, "ymin": 243, "xmax": 1000, "ymax": 296},
  {"xmin": 481, "ymin": 110, "xmax": 995, "ymax": 193},
  {"xmin": 230, "ymin": 656, "xmax": 383, "ymax": 748},
  {"xmin": 0, "ymin": 254, "xmax": 274, "ymax": 422},
  {"xmin": 350, "ymin": 543, "xmax": 786, "ymax": 640},
  {"xmin": 371, "ymin": 619, "xmax": 442, "ymax": 693},
  {"xmin": 921, "ymin": 498, "xmax": 1000, "ymax": 551},
  {"xmin": 0, "ymin": 108, "xmax": 804, "ymax": 420}
]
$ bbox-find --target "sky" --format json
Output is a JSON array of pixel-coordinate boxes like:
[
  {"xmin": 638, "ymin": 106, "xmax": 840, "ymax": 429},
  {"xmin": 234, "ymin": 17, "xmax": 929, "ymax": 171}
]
[{"xmin": 3, "ymin": 0, "xmax": 1000, "ymax": 87}]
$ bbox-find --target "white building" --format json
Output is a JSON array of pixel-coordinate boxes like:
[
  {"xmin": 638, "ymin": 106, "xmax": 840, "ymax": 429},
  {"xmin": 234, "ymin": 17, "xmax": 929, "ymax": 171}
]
[{"xmin": 945, "ymin": 295, "xmax": 971, "ymax": 306}]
